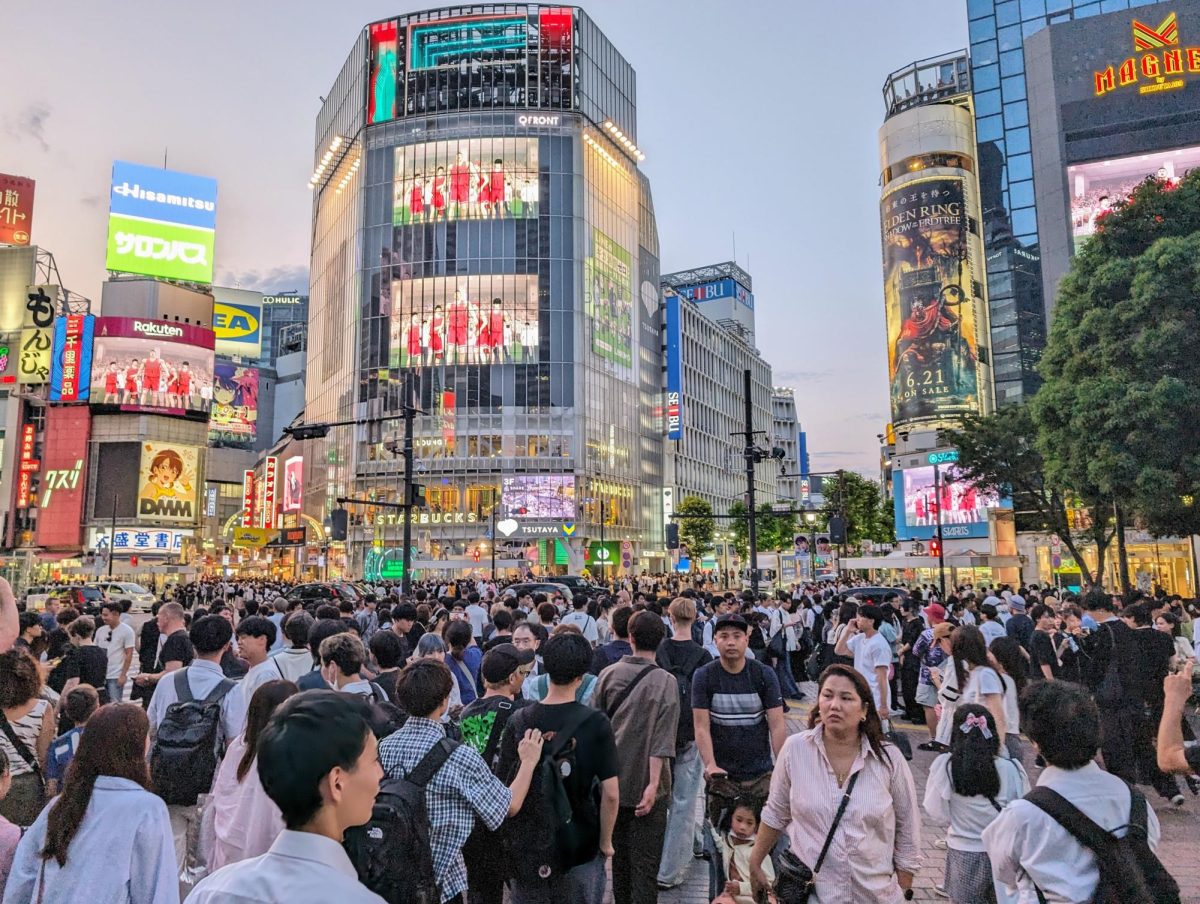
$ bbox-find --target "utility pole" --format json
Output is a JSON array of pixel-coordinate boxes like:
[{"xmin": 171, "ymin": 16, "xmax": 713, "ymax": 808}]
[
  {"xmin": 108, "ymin": 493, "xmax": 118, "ymax": 579},
  {"xmin": 490, "ymin": 488, "xmax": 497, "ymax": 581},
  {"xmin": 743, "ymin": 369, "xmax": 759, "ymax": 596},
  {"xmin": 599, "ymin": 497, "xmax": 606, "ymax": 578},
  {"xmin": 401, "ymin": 371, "xmax": 416, "ymax": 597}
]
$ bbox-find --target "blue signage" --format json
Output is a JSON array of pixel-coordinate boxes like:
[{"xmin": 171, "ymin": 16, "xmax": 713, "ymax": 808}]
[
  {"xmin": 927, "ymin": 450, "xmax": 959, "ymax": 465},
  {"xmin": 49, "ymin": 314, "xmax": 95, "ymax": 402},
  {"xmin": 679, "ymin": 278, "xmax": 754, "ymax": 310},
  {"xmin": 665, "ymin": 292, "xmax": 683, "ymax": 440},
  {"xmin": 109, "ymin": 161, "xmax": 218, "ymax": 231}
]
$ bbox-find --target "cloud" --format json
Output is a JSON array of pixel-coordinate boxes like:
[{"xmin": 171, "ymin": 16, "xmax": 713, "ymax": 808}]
[
  {"xmin": 772, "ymin": 368, "xmax": 833, "ymax": 385},
  {"xmin": 80, "ymin": 194, "xmax": 105, "ymax": 209},
  {"xmin": 217, "ymin": 265, "xmax": 309, "ymax": 294},
  {"xmin": 5, "ymin": 103, "xmax": 50, "ymax": 152}
]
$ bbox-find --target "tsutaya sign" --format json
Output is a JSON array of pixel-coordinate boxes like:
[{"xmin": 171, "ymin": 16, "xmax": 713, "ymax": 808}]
[{"xmin": 1094, "ymin": 11, "xmax": 1200, "ymax": 97}]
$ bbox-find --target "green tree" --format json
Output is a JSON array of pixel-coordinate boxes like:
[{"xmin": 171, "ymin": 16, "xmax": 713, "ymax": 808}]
[
  {"xmin": 728, "ymin": 500, "xmax": 749, "ymax": 561},
  {"xmin": 725, "ymin": 501, "xmax": 796, "ymax": 560},
  {"xmin": 1033, "ymin": 170, "xmax": 1200, "ymax": 588},
  {"xmin": 820, "ymin": 471, "xmax": 893, "ymax": 553},
  {"xmin": 942, "ymin": 407, "xmax": 1112, "ymax": 588},
  {"xmin": 676, "ymin": 495, "xmax": 715, "ymax": 560}
]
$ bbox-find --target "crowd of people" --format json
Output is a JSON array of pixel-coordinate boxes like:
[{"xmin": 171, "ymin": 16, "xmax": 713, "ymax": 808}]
[{"xmin": 0, "ymin": 573, "xmax": 1193, "ymax": 903}]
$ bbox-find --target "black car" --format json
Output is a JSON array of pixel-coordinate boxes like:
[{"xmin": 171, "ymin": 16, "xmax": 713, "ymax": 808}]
[
  {"xmin": 552, "ymin": 575, "xmax": 593, "ymax": 594},
  {"xmin": 286, "ymin": 583, "xmax": 351, "ymax": 606},
  {"xmin": 843, "ymin": 586, "xmax": 910, "ymax": 605},
  {"xmin": 500, "ymin": 581, "xmax": 574, "ymax": 604}
]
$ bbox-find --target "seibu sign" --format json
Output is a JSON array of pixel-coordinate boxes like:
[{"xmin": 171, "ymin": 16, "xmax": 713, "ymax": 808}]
[{"xmin": 1095, "ymin": 11, "xmax": 1200, "ymax": 96}]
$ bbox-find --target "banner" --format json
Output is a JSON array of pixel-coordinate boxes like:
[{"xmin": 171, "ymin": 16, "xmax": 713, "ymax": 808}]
[
  {"xmin": 49, "ymin": 314, "xmax": 95, "ymax": 401},
  {"xmin": 586, "ymin": 228, "xmax": 633, "ymax": 368},
  {"xmin": 0, "ymin": 174, "xmax": 34, "ymax": 246},
  {"xmin": 137, "ymin": 442, "xmax": 199, "ymax": 523},
  {"xmin": 665, "ymin": 291, "xmax": 682, "ymax": 440},
  {"xmin": 212, "ymin": 287, "xmax": 263, "ymax": 358},
  {"xmin": 881, "ymin": 177, "xmax": 982, "ymax": 427},
  {"xmin": 282, "ymin": 456, "xmax": 303, "ymax": 512}
]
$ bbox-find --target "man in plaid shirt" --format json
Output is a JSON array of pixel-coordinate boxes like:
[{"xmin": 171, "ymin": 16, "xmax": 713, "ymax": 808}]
[{"xmin": 380, "ymin": 658, "xmax": 544, "ymax": 903}]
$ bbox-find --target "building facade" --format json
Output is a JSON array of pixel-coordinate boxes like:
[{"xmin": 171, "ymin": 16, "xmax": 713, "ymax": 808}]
[
  {"xmin": 305, "ymin": 7, "xmax": 663, "ymax": 577},
  {"xmin": 771, "ymin": 388, "xmax": 802, "ymax": 506}
]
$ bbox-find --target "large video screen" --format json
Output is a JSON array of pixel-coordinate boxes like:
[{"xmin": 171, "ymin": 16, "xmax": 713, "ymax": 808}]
[
  {"xmin": 881, "ymin": 177, "xmax": 982, "ymax": 427},
  {"xmin": 502, "ymin": 475, "xmax": 575, "ymax": 519},
  {"xmin": 209, "ymin": 362, "xmax": 258, "ymax": 447},
  {"xmin": 586, "ymin": 228, "xmax": 633, "ymax": 369},
  {"xmin": 393, "ymin": 137, "xmax": 539, "ymax": 224},
  {"xmin": 389, "ymin": 274, "xmax": 539, "ymax": 367},
  {"xmin": 1068, "ymin": 145, "xmax": 1200, "ymax": 250},
  {"xmin": 894, "ymin": 464, "xmax": 1006, "ymax": 541},
  {"xmin": 90, "ymin": 317, "xmax": 214, "ymax": 419},
  {"xmin": 138, "ymin": 441, "xmax": 200, "ymax": 524}
]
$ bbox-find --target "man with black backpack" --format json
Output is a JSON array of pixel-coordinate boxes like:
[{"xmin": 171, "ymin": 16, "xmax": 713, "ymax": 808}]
[
  {"xmin": 655, "ymin": 595, "xmax": 712, "ymax": 890},
  {"xmin": 983, "ymin": 680, "xmax": 1178, "ymax": 904},
  {"xmin": 497, "ymin": 632, "xmax": 620, "ymax": 904},
  {"xmin": 146, "ymin": 615, "xmax": 242, "ymax": 877},
  {"xmin": 377, "ymin": 658, "xmax": 544, "ymax": 904}
]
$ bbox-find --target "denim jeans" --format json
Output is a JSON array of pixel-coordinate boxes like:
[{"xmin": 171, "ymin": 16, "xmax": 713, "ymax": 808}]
[
  {"xmin": 105, "ymin": 678, "xmax": 125, "ymax": 705},
  {"xmin": 658, "ymin": 742, "xmax": 704, "ymax": 886},
  {"xmin": 508, "ymin": 853, "xmax": 607, "ymax": 904},
  {"xmin": 773, "ymin": 650, "xmax": 802, "ymax": 699}
]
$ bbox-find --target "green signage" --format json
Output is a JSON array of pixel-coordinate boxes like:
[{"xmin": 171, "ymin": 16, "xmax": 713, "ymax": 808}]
[
  {"xmin": 105, "ymin": 214, "xmax": 215, "ymax": 283},
  {"xmin": 927, "ymin": 450, "xmax": 959, "ymax": 465},
  {"xmin": 380, "ymin": 559, "xmax": 405, "ymax": 579}
]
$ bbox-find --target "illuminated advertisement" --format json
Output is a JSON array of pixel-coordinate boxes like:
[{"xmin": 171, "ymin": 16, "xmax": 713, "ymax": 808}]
[
  {"xmin": 15, "ymin": 422, "xmax": 36, "ymax": 509},
  {"xmin": 1093, "ymin": 11, "xmax": 1200, "ymax": 98},
  {"xmin": 262, "ymin": 456, "xmax": 278, "ymax": 529},
  {"xmin": 90, "ymin": 527, "xmax": 189, "ymax": 556},
  {"xmin": 19, "ymin": 284, "xmax": 55, "ymax": 384},
  {"xmin": 209, "ymin": 362, "xmax": 258, "ymax": 446},
  {"xmin": 665, "ymin": 291, "xmax": 682, "ymax": 440},
  {"xmin": 389, "ymin": 274, "xmax": 538, "ymax": 367},
  {"xmin": 35, "ymin": 406, "xmax": 90, "ymax": 548},
  {"xmin": 393, "ymin": 137, "xmax": 539, "ymax": 224},
  {"xmin": 212, "ymin": 288, "xmax": 263, "ymax": 358},
  {"xmin": 586, "ymin": 228, "xmax": 633, "ymax": 368},
  {"xmin": 241, "ymin": 470, "xmax": 255, "ymax": 527},
  {"xmin": 677, "ymin": 277, "xmax": 754, "ymax": 310},
  {"xmin": 49, "ymin": 314, "xmax": 95, "ymax": 402},
  {"xmin": 1068, "ymin": 145, "xmax": 1200, "ymax": 250},
  {"xmin": 408, "ymin": 15, "xmax": 529, "ymax": 70},
  {"xmin": 137, "ymin": 442, "xmax": 199, "ymax": 524},
  {"xmin": 282, "ymin": 456, "xmax": 303, "ymax": 512},
  {"xmin": 105, "ymin": 161, "xmax": 218, "ymax": 284},
  {"xmin": 893, "ymin": 464, "xmax": 1009, "ymax": 541},
  {"xmin": 369, "ymin": 20, "xmax": 399, "ymax": 124},
  {"xmin": 90, "ymin": 317, "xmax": 215, "ymax": 419},
  {"xmin": 502, "ymin": 475, "xmax": 575, "ymax": 519},
  {"xmin": 0, "ymin": 174, "xmax": 34, "ymax": 245},
  {"xmin": 881, "ymin": 177, "xmax": 982, "ymax": 427}
]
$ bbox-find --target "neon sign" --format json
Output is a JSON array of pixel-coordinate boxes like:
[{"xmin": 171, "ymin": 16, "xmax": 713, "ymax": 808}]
[{"xmin": 1094, "ymin": 12, "xmax": 1198, "ymax": 97}]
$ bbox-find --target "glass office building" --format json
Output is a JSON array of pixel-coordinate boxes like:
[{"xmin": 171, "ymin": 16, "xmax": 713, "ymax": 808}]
[
  {"xmin": 965, "ymin": 0, "xmax": 1156, "ymax": 404},
  {"xmin": 305, "ymin": 7, "xmax": 663, "ymax": 576}
]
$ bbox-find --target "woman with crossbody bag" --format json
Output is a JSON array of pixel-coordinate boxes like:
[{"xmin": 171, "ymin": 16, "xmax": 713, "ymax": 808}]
[
  {"xmin": 0, "ymin": 650, "xmax": 54, "ymax": 827},
  {"xmin": 748, "ymin": 665, "xmax": 920, "ymax": 903}
]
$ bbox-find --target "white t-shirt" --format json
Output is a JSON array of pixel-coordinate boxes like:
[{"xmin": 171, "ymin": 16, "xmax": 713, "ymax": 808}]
[
  {"xmin": 96, "ymin": 621, "xmax": 136, "ymax": 680},
  {"xmin": 960, "ymin": 665, "xmax": 1003, "ymax": 706},
  {"xmin": 847, "ymin": 631, "xmax": 892, "ymax": 712},
  {"xmin": 979, "ymin": 620, "xmax": 1006, "ymax": 647},
  {"xmin": 465, "ymin": 603, "xmax": 489, "ymax": 639},
  {"xmin": 999, "ymin": 672, "xmax": 1020, "ymax": 736},
  {"xmin": 560, "ymin": 610, "xmax": 599, "ymax": 643}
]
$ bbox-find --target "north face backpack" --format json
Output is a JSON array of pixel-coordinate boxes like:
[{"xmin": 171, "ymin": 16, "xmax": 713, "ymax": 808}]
[
  {"xmin": 344, "ymin": 737, "xmax": 459, "ymax": 904},
  {"xmin": 150, "ymin": 669, "xmax": 234, "ymax": 806}
]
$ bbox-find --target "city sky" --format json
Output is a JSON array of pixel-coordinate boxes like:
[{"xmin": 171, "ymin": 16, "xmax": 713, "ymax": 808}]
[{"xmin": 0, "ymin": 0, "xmax": 968, "ymax": 478}]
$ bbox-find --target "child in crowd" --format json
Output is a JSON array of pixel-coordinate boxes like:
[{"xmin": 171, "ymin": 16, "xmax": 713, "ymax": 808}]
[
  {"xmin": 712, "ymin": 801, "xmax": 776, "ymax": 904},
  {"xmin": 45, "ymin": 684, "xmax": 100, "ymax": 796},
  {"xmin": 923, "ymin": 704, "xmax": 1029, "ymax": 904}
]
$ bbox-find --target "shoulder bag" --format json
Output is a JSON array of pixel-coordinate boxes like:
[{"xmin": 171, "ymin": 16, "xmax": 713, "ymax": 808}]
[{"xmin": 774, "ymin": 771, "xmax": 860, "ymax": 903}]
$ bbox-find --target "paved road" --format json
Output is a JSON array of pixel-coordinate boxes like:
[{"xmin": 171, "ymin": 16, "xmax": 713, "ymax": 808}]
[{"xmin": 657, "ymin": 681, "xmax": 1200, "ymax": 904}]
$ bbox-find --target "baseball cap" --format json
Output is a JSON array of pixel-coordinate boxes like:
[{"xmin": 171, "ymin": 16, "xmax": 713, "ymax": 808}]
[
  {"xmin": 480, "ymin": 643, "xmax": 535, "ymax": 684},
  {"xmin": 712, "ymin": 613, "xmax": 749, "ymax": 634},
  {"xmin": 932, "ymin": 622, "xmax": 954, "ymax": 641},
  {"xmin": 925, "ymin": 602, "xmax": 946, "ymax": 625}
]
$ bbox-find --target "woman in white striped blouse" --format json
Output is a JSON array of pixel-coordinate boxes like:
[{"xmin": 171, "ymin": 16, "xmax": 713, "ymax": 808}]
[{"xmin": 748, "ymin": 663, "xmax": 922, "ymax": 903}]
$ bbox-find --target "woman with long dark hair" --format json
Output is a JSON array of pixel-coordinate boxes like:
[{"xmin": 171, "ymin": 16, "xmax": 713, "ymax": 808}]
[
  {"xmin": 0, "ymin": 649, "xmax": 54, "ymax": 827},
  {"xmin": 747, "ymin": 664, "xmax": 920, "ymax": 903},
  {"xmin": 4, "ymin": 704, "xmax": 177, "ymax": 903},
  {"xmin": 208, "ymin": 679, "xmax": 298, "ymax": 871},
  {"xmin": 987, "ymin": 637, "xmax": 1027, "ymax": 762},
  {"xmin": 922, "ymin": 704, "xmax": 1028, "ymax": 904},
  {"xmin": 938, "ymin": 625, "xmax": 1006, "ymax": 745}
]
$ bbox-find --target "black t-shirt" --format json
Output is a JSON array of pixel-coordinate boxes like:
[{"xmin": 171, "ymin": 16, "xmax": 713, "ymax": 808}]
[
  {"xmin": 48, "ymin": 644, "xmax": 109, "ymax": 695},
  {"xmin": 483, "ymin": 632, "xmax": 513, "ymax": 652},
  {"xmin": 1029, "ymin": 630, "xmax": 1060, "ymax": 678},
  {"xmin": 156, "ymin": 630, "xmax": 194, "ymax": 672},
  {"xmin": 460, "ymin": 695, "xmax": 528, "ymax": 769},
  {"xmin": 496, "ymin": 701, "xmax": 619, "ymax": 804},
  {"xmin": 655, "ymin": 639, "xmax": 713, "ymax": 747},
  {"xmin": 374, "ymin": 668, "xmax": 402, "ymax": 705},
  {"xmin": 1186, "ymin": 744, "xmax": 1200, "ymax": 775}
]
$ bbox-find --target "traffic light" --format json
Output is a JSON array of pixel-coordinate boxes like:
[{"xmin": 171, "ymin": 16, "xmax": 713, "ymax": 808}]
[
  {"xmin": 928, "ymin": 538, "xmax": 941, "ymax": 558},
  {"xmin": 666, "ymin": 522, "xmax": 680, "ymax": 549},
  {"xmin": 330, "ymin": 508, "xmax": 349, "ymax": 541},
  {"xmin": 407, "ymin": 483, "xmax": 426, "ymax": 507}
]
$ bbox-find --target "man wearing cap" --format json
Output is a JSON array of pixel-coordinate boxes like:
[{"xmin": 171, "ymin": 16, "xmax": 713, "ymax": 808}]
[
  {"xmin": 691, "ymin": 613, "xmax": 786, "ymax": 806},
  {"xmin": 460, "ymin": 643, "xmax": 534, "ymax": 904},
  {"xmin": 913, "ymin": 605, "xmax": 951, "ymax": 751},
  {"xmin": 1004, "ymin": 593, "xmax": 1034, "ymax": 654}
]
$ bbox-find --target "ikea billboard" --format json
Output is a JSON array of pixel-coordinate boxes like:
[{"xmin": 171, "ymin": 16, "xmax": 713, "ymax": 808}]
[{"xmin": 212, "ymin": 287, "xmax": 263, "ymax": 358}]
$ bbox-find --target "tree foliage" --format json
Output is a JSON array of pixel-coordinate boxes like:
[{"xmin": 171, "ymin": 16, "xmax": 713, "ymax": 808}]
[
  {"xmin": 820, "ymin": 471, "xmax": 894, "ymax": 553},
  {"xmin": 676, "ymin": 495, "xmax": 715, "ymax": 559},
  {"xmin": 1033, "ymin": 170, "xmax": 1200, "ymax": 547},
  {"xmin": 726, "ymin": 501, "xmax": 797, "ymax": 560}
]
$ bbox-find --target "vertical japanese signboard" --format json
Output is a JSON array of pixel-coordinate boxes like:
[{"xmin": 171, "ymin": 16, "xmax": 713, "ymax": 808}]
[
  {"xmin": 15, "ymin": 423, "xmax": 37, "ymax": 508},
  {"xmin": 0, "ymin": 174, "xmax": 34, "ymax": 246},
  {"xmin": 241, "ymin": 469, "xmax": 256, "ymax": 527},
  {"xmin": 262, "ymin": 456, "xmax": 278, "ymax": 529},
  {"xmin": 20, "ymin": 284, "xmax": 56, "ymax": 384},
  {"xmin": 49, "ymin": 314, "xmax": 95, "ymax": 401},
  {"xmin": 35, "ymin": 406, "xmax": 91, "ymax": 548}
]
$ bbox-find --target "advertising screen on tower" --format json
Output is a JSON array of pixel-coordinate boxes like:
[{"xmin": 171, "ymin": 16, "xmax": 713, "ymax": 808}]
[
  {"xmin": 282, "ymin": 456, "xmax": 303, "ymax": 512},
  {"xmin": 881, "ymin": 177, "xmax": 982, "ymax": 427},
  {"xmin": 369, "ymin": 20, "xmax": 399, "ymax": 124},
  {"xmin": 1068, "ymin": 145, "xmax": 1200, "ymax": 250},
  {"xmin": 212, "ymin": 288, "xmax": 263, "ymax": 358},
  {"xmin": 893, "ymin": 464, "xmax": 1008, "ymax": 541},
  {"xmin": 89, "ymin": 317, "xmax": 214, "ymax": 419},
  {"xmin": 105, "ymin": 161, "xmax": 218, "ymax": 283},
  {"xmin": 586, "ymin": 228, "xmax": 633, "ymax": 369},
  {"xmin": 393, "ymin": 137, "xmax": 539, "ymax": 224},
  {"xmin": 502, "ymin": 475, "xmax": 575, "ymax": 519},
  {"xmin": 137, "ymin": 442, "xmax": 200, "ymax": 524},
  {"xmin": 208, "ymin": 362, "xmax": 258, "ymax": 446},
  {"xmin": 389, "ymin": 274, "xmax": 539, "ymax": 367}
]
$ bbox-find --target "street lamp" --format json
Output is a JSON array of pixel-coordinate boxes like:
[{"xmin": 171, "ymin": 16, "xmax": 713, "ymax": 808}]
[{"xmin": 933, "ymin": 463, "xmax": 947, "ymax": 599}]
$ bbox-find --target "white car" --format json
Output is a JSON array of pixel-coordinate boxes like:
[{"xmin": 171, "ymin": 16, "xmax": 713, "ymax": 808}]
[
  {"xmin": 21, "ymin": 585, "xmax": 55, "ymax": 612},
  {"xmin": 87, "ymin": 581, "xmax": 157, "ymax": 612}
]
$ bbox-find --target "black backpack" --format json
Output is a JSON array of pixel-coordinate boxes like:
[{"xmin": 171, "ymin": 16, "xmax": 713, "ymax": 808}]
[
  {"xmin": 502, "ymin": 704, "xmax": 600, "ymax": 884},
  {"xmin": 660, "ymin": 644, "xmax": 709, "ymax": 752},
  {"xmin": 149, "ymin": 669, "xmax": 234, "ymax": 806},
  {"xmin": 344, "ymin": 737, "xmax": 459, "ymax": 904},
  {"xmin": 365, "ymin": 683, "xmax": 408, "ymax": 740},
  {"xmin": 1026, "ymin": 786, "xmax": 1180, "ymax": 904}
]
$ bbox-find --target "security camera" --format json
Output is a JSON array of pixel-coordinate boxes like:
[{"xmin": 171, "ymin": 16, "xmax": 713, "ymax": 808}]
[{"xmin": 771, "ymin": 447, "xmax": 786, "ymax": 460}]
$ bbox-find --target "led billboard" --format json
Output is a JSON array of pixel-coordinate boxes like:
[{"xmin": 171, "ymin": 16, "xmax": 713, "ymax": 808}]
[
  {"xmin": 90, "ymin": 317, "xmax": 214, "ymax": 419},
  {"xmin": 209, "ymin": 362, "xmax": 258, "ymax": 446},
  {"xmin": 881, "ymin": 177, "xmax": 982, "ymax": 427},
  {"xmin": 665, "ymin": 291, "xmax": 682, "ymax": 440},
  {"xmin": 502, "ymin": 475, "xmax": 575, "ymax": 519},
  {"xmin": 389, "ymin": 274, "xmax": 538, "ymax": 367},
  {"xmin": 1068, "ymin": 145, "xmax": 1200, "ymax": 250},
  {"xmin": 408, "ymin": 15, "xmax": 529, "ymax": 70},
  {"xmin": 137, "ymin": 442, "xmax": 200, "ymax": 524},
  {"xmin": 369, "ymin": 20, "xmax": 399, "ymax": 124},
  {"xmin": 893, "ymin": 464, "xmax": 1008, "ymax": 541},
  {"xmin": 212, "ymin": 288, "xmax": 263, "ymax": 358},
  {"xmin": 586, "ymin": 228, "xmax": 633, "ymax": 369},
  {"xmin": 393, "ymin": 137, "xmax": 539, "ymax": 224},
  {"xmin": 0, "ymin": 174, "xmax": 35, "ymax": 246},
  {"xmin": 105, "ymin": 161, "xmax": 217, "ymax": 283},
  {"xmin": 282, "ymin": 456, "xmax": 303, "ymax": 512},
  {"xmin": 49, "ymin": 314, "xmax": 95, "ymax": 402}
]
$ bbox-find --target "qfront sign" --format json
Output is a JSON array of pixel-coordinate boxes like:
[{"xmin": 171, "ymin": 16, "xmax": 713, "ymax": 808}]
[{"xmin": 1094, "ymin": 11, "xmax": 1200, "ymax": 96}]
